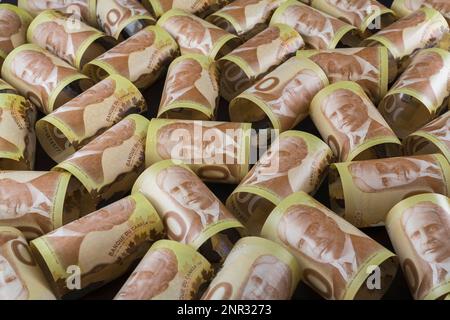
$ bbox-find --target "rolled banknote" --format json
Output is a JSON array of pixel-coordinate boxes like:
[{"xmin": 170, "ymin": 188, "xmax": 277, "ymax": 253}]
[
  {"xmin": 27, "ymin": 10, "xmax": 116, "ymax": 70},
  {"xmin": 218, "ymin": 23, "xmax": 304, "ymax": 101},
  {"xmin": 1, "ymin": 44, "xmax": 93, "ymax": 115},
  {"xmin": 296, "ymin": 46, "xmax": 395, "ymax": 104},
  {"xmin": 270, "ymin": 0, "xmax": 358, "ymax": 50},
  {"xmin": 362, "ymin": 7, "xmax": 449, "ymax": 67},
  {"xmin": 30, "ymin": 193, "xmax": 165, "ymax": 299},
  {"xmin": 18, "ymin": 0, "xmax": 98, "ymax": 27},
  {"xmin": 0, "ymin": 93, "xmax": 36, "ymax": 170},
  {"xmin": 226, "ymin": 131, "xmax": 333, "ymax": 235},
  {"xmin": 96, "ymin": 0, "xmax": 156, "ymax": 40},
  {"xmin": 404, "ymin": 111, "xmax": 450, "ymax": 163},
  {"xmin": 206, "ymin": 0, "xmax": 287, "ymax": 41},
  {"xmin": 386, "ymin": 193, "xmax": 450, "ymax": 300},
  {"xmin": 157, "ymin": 54, "xmax": 219, "ymax": 120},
  {"xmin": 0, "ymin": 4, "xmax": 32, "ymax": 70},
  {"xmin": 310, "ymin": 81, "xmax": 401, "ymax": 162},
  {"xmin": 146, "ymin": 119, "xmax": 251, "ymax": 184},
  {"xmin": 83, "ymin": 25, "xmax": 179, "ymax": 90},
  {"xmin": 54, "ymin": 114, "xmax": 148, "ymax": 204},
  {"xmin": 306, "ymin": 0, "xmax": 396, "ymax": 35},
  {"xmin": 157, "ymin": 9, "xmax": 240, "ymax": 60},
  {"xmin": 132, "ymin": 160, "xmax": 244, "ymax": 260},
  {"xmin": 378, "ymin": 48, "xmax": 450, "ymax": 139},
  {"xmin": 329, "ymin": 154, "xmax": 450, "ymax": 228},
  {"xmin": 261, "ymin": 192, "xmax": 398, "ymax": 300},
  {"xmin": 36, "ymin": 74, "xmax": 147, "ymax": 163},
  {"xmin": 144, "ymin": 0, "xmax": 229, "ymax": 18},
  {"xmin": 114, "ymin": 240, "xmax": 213, "ymax": 300},
  {"xmin": 437, "ymin": 31, "xmax": 450, "ymax": 51},
  {"xmin": 0, "ymin": 170, "xmax": 95, "ymax": 240},
  {"xmin": 0, "ymin": 79, "xmax": 17, "ymax": 94},
  {"xmin": 392, "ymin": 0, "xmax": 449, "ymax": 23},
  {"xmin": 229, "ymin": 55, "xmax": 329, "ymax": 131},
  {"xmin": 0, "ymin": 227, "xmax": 55, "ymax": 300},
  {"xmin": 202, "ymin": 236, "xmax": 301, "ymax": 300}
]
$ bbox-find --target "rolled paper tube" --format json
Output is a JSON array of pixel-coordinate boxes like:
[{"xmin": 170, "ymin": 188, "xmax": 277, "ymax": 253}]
[
  {"xmin": 27, "ymin": 10, "xmax": 116, "ymax": 70},
  {"xmin": 261, "ymin": 192, "xmax": 399, "ymax": 300},
  {"xmin": 226, "ymin": 131, "xmax": 333, "ymax": 235},
  {"xmin": 157, "ymin": 54, "xmax": 219, "ymax": 120},
  {"xmin": 310, "ymin": 81, "xmax": 401, "ymax": 162},
  {"xmin": 54, "ymin": 114, "xmax": 148, "ymax": 204},
  {"xmin": 386, "ymin": 193, "xmax": 450, "ymax": 300},
  {"xmin": 205, "ymin": 0, "xmax": 287, "ymax": 41},
  {"xmin": 0, "ymin": 4, "xmax": 32, "ymax": 70},
  {"xmin": 229, "ymin": 55, "xmax": 329, "ymax": 131},
  {"xmin": 30, "ymin": 193, "xmax": 165, "ymax": 299},
  {"xmin": 114, "ymin": 240, "xmax": 214, "ymax": 300},
  {"xmin": 270, "ymin": 0, "xmax": 358, "ymax": 50},
  {"xmin": 404, "ymin": 111, "xmax": 450, "ymax": 162},
  {"xmin": 329, "ymin": 154, "xmax": 450, "ymax": 228},
  {"xmin": 96, "ymin": 0, "xmax": 156, "ymax": 40},
  {"xmin": 0, "ymin": 79, "xmax": 17, "ymax": 94},
  {"xmin": 83, "ymin": 25, "xmax": 179, "ymax": 90},
  {"xmin": 157, "ymin": 9, "xmax": 241, "ymax": 60},
  {"xmin": 0, "ymin": 227, "xmax": 56, "ymax": 300},
  {"xmin": 392, "ymin": 0, "xmax": 450, "ymax": 23},
  {"xmin": 296, "ymin": 46, "xmax": 395, "ymax": 104},
  {"xmin": 218, "ymin": 23, "xmax": 304, "ymax": 101},
  {"xmin": 1, "ymin": 44, "xmax": 93, "ymax": 115},
  {"xmin": 132, "ymin": 160, "xmax": 245, "ymax": 254},
  {"xmin": 202, "ymin": 236, "xmax": 301, "ymax": 300},
  {"xmin": 0, "ymin": 170, "xmax": 95, "ymax": 240},
  {"xmin": 378, "ymin": 48, "xmax": 450, "ymax": 139},
  {"xmin": 307, "ymin": 0, "xmax": 396, "ymax": 34},
  {"xmin": 18, "ymin": 0, "xmax": 97, "ymax": 27},
  {"xmin": 362, "ymin": 7, "xmax": 449, "ymax": 65},
  {"xmin": 144, "ymin": 0, "xmax": 229, "ymax": 18},
  {"xmin": 198, "ymin": 230, "xmax": 241, "ymax": 267},
  {"xmin": 146, "ymin": 119, "xmax": 251, "ymax": 184},
  {"xmin": 0, "ymin": 93, "xmax": 36, "ymax": 170},
  {"xmin": 36, "ymin": 74, "xmax": 147, "ymax": 163}
]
